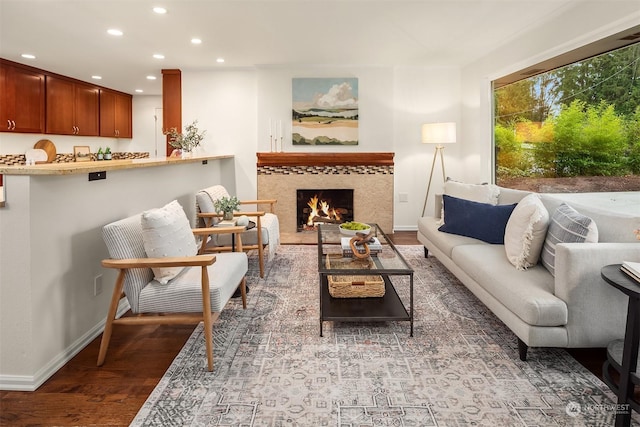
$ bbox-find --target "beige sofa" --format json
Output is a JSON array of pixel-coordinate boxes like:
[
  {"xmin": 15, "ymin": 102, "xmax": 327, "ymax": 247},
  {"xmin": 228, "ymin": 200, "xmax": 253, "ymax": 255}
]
[{"xmin": 417, "ymin": 186, "xmax": 640, "ymax": 360}]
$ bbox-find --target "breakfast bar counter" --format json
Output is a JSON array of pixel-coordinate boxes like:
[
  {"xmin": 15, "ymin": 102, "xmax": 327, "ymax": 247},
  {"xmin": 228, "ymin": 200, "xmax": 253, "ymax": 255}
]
[
  {"xmin": 0, "ymin": 154, "xmax": 233, "ymax": 176},
  {"xmin": 0, "ymin": 153, "xmax": 236, "ymax": 390}
]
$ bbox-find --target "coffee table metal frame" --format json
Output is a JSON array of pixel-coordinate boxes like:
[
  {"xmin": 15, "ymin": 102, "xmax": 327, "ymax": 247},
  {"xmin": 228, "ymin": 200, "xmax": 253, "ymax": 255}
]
[{"xmin": 317, "ymin": 223, "xmax": 414, "ymax": 337}]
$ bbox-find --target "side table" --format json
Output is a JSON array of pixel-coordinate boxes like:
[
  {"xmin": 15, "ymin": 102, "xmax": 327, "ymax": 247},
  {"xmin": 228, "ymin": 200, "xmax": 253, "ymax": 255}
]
[{"xmin": 601, "ymin": 264, "xmax": 640, "ymax": 427}]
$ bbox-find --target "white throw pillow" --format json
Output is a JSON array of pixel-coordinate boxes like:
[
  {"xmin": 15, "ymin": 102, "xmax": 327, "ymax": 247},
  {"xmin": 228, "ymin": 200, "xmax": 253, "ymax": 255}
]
[
  {"xmin": 141, "ymin": 200, "xmax": 198, "ymax": 284},
  {"xmin": 504, "ymin": 194, "xmax": 549, "ymax": 270},
  {"xmin": 541, "ymin": 203, "xmax": 598, "ymax": 277}
]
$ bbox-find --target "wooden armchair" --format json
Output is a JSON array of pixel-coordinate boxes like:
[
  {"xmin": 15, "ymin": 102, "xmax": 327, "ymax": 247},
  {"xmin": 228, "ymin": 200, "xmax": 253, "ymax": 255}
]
[
  {"xmin": 196, "ymin": 185, "xmax": 279, "ymax": 278},
  {"xmin": 99, "ymin": 204, "xmax": 248, "ymax": 372}
]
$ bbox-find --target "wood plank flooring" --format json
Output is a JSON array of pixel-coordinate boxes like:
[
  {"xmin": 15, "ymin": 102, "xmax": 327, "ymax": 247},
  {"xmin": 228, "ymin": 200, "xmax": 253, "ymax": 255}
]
[{"xmin": 0, "ymin": 232, "xmax": 619, "ymax": 426}]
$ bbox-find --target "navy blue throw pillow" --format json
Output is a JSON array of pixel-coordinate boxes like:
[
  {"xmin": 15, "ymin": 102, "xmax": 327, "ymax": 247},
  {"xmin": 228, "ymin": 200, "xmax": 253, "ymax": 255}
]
[{"xmin": 438, "ymin": 195, "xmax": 517, "ymax": 244}]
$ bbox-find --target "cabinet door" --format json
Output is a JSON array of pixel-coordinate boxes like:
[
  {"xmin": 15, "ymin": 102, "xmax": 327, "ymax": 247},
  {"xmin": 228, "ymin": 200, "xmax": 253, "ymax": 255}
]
[
  {"xmin": 46, "ymin": 76, "xmax": 76, "ymax": 135},
  {"xmin": 100, "ymin": 89, "xmax": 132, "ymax": 138},
  {"xmin": 0, "ymin": 62, "xmax": 45, "ymax": 133},
  {"xmin": 99, "ymin": 89, "xmax": 116, "ymax": 137},
  {"xmin": 74, "ymin": 82, "xmax": 99, "ymax": 136},
  {"xmin": 114, "ymin": 92, "xmax": 132, "ymax": 138}
]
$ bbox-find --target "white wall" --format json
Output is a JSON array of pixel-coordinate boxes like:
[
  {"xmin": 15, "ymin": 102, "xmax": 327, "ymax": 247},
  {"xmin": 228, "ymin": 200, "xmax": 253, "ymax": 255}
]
[
  {"xmin": 460, "ymin": 3, "xmax": 640, "ymax": 185},
  {"xmin": 180, "ymin": 65, "xmax": 462, "ymax": 230}
]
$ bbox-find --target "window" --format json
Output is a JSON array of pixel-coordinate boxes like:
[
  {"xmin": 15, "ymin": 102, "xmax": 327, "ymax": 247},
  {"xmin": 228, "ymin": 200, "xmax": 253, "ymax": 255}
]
[{"xmin": 493, "ymin": 29, "xmax": 640, "ymax": 193}]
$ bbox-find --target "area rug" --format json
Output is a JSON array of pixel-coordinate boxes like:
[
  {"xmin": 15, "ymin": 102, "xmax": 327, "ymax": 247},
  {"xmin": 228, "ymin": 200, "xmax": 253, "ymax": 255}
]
[{"xmin": 131, "ymin": 245, "xmax": 637, "ymax": 426}]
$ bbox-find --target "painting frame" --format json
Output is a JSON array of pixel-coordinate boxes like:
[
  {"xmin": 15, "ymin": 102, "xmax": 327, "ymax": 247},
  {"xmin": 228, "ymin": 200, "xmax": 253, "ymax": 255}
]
[
  {"xmin": 292, "ymin": 77, "xmax": 359, "ymax": 146},
  {"xmin": 73, "ymin": 145, "xmax": 91, "ymax": 162}
]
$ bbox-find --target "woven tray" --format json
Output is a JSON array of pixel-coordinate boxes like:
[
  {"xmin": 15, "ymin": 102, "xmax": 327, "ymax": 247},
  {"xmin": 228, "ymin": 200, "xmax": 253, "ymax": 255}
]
[{"xmin": 325, "ymin": 254, "xmax": 385, "ymax": 298}]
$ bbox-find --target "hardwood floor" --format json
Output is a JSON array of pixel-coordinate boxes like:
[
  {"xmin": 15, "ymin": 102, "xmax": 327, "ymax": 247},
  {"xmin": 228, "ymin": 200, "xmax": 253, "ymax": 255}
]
[{"xmin": 0, "ymin": 232, "xmax": 617, "ymax": 426}]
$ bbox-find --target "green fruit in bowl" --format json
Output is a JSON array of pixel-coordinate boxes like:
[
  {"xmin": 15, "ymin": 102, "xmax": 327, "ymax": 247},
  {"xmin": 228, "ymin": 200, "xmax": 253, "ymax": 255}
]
[
  {"xmin": 339, "ymin": 222, "xmax": 371, "ymax": 236},
  {"xmin": 340, "ymin": 222, "xmax": 370, "ymax": 231}
]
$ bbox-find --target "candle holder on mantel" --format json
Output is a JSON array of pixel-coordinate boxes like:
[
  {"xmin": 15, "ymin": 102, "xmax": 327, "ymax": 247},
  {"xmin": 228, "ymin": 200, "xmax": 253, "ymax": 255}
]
[
  {"xmin": 270, "ymin": 135, "xmax": 274, "ymax": 152},
  {"xmin": 280, "ymin": 136, "xmax": 284, "ymax": 152}
]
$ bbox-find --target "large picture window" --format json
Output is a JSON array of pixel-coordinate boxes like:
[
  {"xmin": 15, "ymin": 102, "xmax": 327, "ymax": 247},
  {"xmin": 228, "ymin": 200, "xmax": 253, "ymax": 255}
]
[{"xmin": 493, "ymin": 42, "xmax": 640, "ymax": 192}]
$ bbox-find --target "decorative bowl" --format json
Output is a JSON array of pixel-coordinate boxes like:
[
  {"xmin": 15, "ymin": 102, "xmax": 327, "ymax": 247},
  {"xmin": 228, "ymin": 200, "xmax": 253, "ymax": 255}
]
[{"xmin": 339, "ymin": 222, "xmax": 371, "ymax": 236}]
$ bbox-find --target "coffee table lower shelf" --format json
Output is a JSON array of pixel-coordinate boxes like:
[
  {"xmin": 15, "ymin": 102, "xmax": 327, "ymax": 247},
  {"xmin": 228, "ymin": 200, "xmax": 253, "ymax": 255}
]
[{"xmin": 319, "ymin": 275, "xmax": 412, "ymax": 337}]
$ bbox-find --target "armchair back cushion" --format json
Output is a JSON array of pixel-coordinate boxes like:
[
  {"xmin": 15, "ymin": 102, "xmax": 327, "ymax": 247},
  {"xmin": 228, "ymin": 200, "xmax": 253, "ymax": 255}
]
[
  {"xmin": 195, "ymin": 185, "xmax": 230, "ymax": 228},
  {"xmin": 102, "ymin": 214, "xmax": 154, "ymax": 312}
]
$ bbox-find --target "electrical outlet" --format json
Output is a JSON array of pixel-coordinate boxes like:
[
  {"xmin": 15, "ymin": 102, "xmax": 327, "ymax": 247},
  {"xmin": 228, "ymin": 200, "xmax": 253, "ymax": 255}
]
[
  {"xmin": 399, "ymin": 193, "xmax": 409, "ymax": 203},
  {"xmin": 94, "ymin": 274, "xmax": 103, "ymax": 296}
]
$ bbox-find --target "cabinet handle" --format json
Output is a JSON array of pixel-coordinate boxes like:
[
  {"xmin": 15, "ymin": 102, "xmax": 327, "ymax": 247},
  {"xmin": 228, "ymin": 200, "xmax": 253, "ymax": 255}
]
[
  {"xmin": 12, "ymin": 120, "xmax": 16, "ymax": 130},
  {"xmin": 7, "ymin": 120, "xmax": 11, "ymax": 130}
]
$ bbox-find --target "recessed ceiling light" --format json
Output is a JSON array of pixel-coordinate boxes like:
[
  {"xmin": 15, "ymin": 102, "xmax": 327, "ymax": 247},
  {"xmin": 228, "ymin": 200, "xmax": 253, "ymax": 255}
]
[
  {"xmin": 21, "ymin": 54, "xmax": 36, "ymax": 59},
  {"xmin": 91, "ymin": 75, "xmax": 102, "ymax": 80},
  {"xmin": 107, "ymin": 28, "xmax": 123, "ymax": 36},
  {"xmin": 191, "ymin": 38, "xmax": 202, "ymax": 45},
  {"xmin": 153, "ymin": 54, "xmax": 165, "ymax": 59},
  {"xmin": 216, "ymin": 58, "xmax": 225, "ymax": 63},
  {"xmin": 146, "ymin": 75, "xmax": 157, "ymax": 80},
  {"xmin": 135, "ymin": 89, "xmax": 144, "ymax": 93},
  {"xmin": 153, "ymin": 7, "xmax": 167, "ymax": 14}
]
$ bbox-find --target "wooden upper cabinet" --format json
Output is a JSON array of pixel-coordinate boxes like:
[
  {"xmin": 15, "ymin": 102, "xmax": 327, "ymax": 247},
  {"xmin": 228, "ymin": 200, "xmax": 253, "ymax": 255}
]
[
  {"xmin": 0, "ymin": 60, "xmax": 45, "ymax": 133},
  {"xmin": 99, "ymin": 89, "xmax": 132, "ymax": 138},
  {"xmin": 46, "ymin": 75, "xmax": 99, "ymax": 136}
]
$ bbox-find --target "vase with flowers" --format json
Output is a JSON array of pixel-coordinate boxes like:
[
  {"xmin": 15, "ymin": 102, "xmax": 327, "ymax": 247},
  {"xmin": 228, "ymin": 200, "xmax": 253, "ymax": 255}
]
[
  {"xmin": 165, "ymin": 120, "xmax": 206, "ymax": 158},
  {"xmin": 213, "ymin": 196, "xmax": 240, "ymax": 221}
]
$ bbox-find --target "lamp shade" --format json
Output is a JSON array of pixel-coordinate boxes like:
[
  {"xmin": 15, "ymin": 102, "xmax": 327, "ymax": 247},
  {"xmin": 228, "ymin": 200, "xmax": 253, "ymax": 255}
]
[{"xmin": 421, "ymin": 122, "xmax": 457, "ymax": 144}]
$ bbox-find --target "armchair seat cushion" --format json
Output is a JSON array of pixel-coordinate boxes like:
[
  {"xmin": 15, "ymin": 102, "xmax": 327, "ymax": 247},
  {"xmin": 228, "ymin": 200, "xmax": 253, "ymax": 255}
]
[{"xmin": 138, "ymin": 252, "xmax": 248, "ymax": 313}]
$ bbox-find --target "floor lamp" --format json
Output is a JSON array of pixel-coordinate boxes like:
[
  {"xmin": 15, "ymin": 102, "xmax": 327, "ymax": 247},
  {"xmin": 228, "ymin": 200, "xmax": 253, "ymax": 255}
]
[{"xmin": 420, "ymin": 122, "xmax": 456, "ymax": 217}]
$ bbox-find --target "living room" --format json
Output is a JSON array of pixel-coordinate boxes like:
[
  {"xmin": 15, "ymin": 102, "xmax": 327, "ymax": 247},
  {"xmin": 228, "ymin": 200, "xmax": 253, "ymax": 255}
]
[{"xmin": 1, "ymin": 1, "xmax": 640, "ymax": 425}]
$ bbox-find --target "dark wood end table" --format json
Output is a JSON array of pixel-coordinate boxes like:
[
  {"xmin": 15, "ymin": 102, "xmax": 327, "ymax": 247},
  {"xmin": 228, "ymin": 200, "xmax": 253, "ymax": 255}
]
[{"xmin": 601, "ymin": 264, "xmax": 640, "ymax": 427}]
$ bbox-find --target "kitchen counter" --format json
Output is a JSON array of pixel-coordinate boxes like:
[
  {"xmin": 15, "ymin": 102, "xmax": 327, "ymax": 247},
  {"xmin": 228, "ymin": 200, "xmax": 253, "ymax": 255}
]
[
  {"xmin": 0, "ymin": 153, "xmax": 237, "ymax": 390},
  {"xmin": 0, "ymin": 154, "xmax": 233, "ymax": 176}
]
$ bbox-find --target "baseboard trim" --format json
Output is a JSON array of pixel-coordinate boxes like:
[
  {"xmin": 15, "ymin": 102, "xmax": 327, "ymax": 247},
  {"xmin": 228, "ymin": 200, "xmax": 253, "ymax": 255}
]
[
  {"xmin": 0, "ymin": 299, "xmax": 130, "ymax": 391},
  {"xmin": 392, "ymin": 225, "xmax": 418, "ymax": 232}
]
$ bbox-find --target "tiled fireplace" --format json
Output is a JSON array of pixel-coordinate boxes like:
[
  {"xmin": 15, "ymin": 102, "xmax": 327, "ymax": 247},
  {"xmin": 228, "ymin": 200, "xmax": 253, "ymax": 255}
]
[{"xmin": 257, "ymin": 152, "xmax": 394, "ymax": 241}]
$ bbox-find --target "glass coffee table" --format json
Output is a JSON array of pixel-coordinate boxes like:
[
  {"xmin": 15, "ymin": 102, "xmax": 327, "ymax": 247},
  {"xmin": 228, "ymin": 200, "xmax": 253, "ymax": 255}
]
[{"xmin": 317, "ymin": 223, "xmax": 414, "ymax": 337}]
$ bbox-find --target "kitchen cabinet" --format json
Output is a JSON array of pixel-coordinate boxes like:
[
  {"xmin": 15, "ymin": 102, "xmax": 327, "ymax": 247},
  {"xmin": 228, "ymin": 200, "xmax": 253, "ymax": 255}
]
[
  {"xmin": 100, "ymin": 89, "xmax": 132, "ymax": 138},
  {"xmin": 46, "ymin": 76, "xmax": 99, "ymax": 136},
  {"xmin": 0, "ymin": 60, "xmax": 45, "ymax": 133}
]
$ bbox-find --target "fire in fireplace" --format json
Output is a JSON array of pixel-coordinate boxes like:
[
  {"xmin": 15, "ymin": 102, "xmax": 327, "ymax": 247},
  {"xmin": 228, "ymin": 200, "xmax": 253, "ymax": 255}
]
[{"xmin": 296, "ymin": 189, "xmax": 354, "ymax": 231}]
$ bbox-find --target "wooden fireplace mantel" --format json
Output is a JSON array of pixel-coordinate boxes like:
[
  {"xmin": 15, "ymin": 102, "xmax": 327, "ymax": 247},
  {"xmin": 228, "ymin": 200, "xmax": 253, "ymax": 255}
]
[{"xmin": 257, "ymin": 152, "xmax": 394, "ymax": 167}]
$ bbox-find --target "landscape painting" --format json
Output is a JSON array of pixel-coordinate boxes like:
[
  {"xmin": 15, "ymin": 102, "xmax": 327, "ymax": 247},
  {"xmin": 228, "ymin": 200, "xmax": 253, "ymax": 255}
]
[{"xmin": 292, "ymin": 77, "xmax": 358, "ymax": 145}]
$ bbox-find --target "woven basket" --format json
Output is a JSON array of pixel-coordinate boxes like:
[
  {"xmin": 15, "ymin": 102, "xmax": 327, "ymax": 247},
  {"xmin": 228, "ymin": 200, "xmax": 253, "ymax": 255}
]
[{"xmin": 326, "ymin": 254, "xmax": 385, "ymax": 298}]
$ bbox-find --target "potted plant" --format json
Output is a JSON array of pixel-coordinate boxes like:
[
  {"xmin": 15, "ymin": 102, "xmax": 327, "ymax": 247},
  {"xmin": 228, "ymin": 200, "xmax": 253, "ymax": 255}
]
[
  {"xmin": 213, "ymin": 196, "xmax": 240, "ymax": 221},
  {"xmin": 97, "ymin": 147, "xmax": 104, "ymax": 160},
  {"xmin": 104, "ymin": 147, "xmax": 112, "ymax": 160},
  {"xmin": 165, "ymin": 120, "xmax": 206, "ymax": 157}
]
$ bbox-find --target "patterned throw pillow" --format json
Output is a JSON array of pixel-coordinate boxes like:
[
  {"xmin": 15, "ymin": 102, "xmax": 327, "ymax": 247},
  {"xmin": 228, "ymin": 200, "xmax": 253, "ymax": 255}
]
[
  {"xmin": 541, "ymin": 203, "xmax": 598, "ymax": 277},
  {"xmin": 141, "ymin": 200, "xmax": 198, "ymax": 284}
]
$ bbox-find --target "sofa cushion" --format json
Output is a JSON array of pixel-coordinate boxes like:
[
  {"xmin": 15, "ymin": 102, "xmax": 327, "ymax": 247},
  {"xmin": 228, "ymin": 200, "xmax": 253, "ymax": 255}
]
[
  {"xmin": 418, "ymin": 216, "xmax": 488, "ymax": 258},
  {"xmin": 139, "ymin": 252, "xmax": 248, "ymax": 313},
  {"xmin": 438, "ymin": 195, "xmax": 516, "ymax": 244},
  {"xmin": 541, "ymin": 194, "xmax": 639, "ymax": 243},
  {"xmin": 444, "ymin": 179, "xmax": 500, "ymax": 205},
  {"xmin": 541, "ymin": 203, "xmax": 598, "ymax": 277},
  {"xmin": 141, "ymin": 200, "xmax": 198, "ymax": 284},
  {"xmin": 504, "ymin": 194, "xmax": 550, "ymax": 270},
  {"xmin": 451, "ymin": 245, "xmax": 567, "ymax": 327}
]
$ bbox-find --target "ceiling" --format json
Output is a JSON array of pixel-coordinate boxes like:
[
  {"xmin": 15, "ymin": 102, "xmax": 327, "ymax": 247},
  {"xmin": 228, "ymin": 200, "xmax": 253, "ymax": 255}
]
[{"xmin": 0, "ymin": 0, "xmax": 608, "ymax": 96}]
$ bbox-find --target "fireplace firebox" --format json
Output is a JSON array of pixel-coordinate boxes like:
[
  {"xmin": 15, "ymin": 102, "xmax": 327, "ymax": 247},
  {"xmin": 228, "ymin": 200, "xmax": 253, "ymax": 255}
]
[{"xmin": 296, "ymin": 189, "xmax": 354, "ymax": 232}]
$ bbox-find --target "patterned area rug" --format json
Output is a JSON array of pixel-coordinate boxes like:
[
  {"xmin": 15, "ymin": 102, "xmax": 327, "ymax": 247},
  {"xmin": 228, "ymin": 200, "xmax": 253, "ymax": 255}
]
[{"xmin": 131, "ymin": 245, "xmax": 637, "ymax": 426}]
